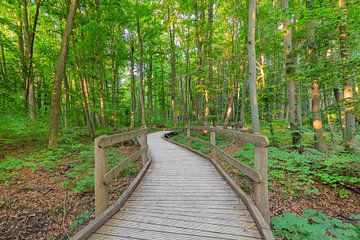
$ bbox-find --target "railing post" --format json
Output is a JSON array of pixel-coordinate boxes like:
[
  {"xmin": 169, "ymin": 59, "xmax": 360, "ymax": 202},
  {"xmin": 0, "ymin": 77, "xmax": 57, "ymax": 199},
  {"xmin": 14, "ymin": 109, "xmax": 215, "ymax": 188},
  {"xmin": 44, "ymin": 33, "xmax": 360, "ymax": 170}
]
[
  {"xmin": 186, "ymin": 126, "xmax": 191, "ymax": 145},
  {"xmin": 210, "ymin": 131, "xmax": 216, "ymax": 159},
  {"xmin": 138, "ymin": 128, "xmax": 148, "ymax": 163},
  {"xmin": 254, "ymin": 145, "xmax": 270, "ymax": 223},
  {"xmin": 94, "ymin": 136, "xmax": 109, "ymax": 217}
]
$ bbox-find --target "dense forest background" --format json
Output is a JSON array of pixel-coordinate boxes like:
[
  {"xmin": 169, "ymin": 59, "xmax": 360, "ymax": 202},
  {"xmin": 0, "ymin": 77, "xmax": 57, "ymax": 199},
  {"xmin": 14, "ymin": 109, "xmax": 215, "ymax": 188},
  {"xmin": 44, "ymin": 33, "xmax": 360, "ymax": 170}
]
[
  {"xmin": 0, "ymin": 0, "xmax": 359, "ymax": 239},
  {"xmin": 0, "ymin": 0, "xmax": 359, "ymax": 149}
]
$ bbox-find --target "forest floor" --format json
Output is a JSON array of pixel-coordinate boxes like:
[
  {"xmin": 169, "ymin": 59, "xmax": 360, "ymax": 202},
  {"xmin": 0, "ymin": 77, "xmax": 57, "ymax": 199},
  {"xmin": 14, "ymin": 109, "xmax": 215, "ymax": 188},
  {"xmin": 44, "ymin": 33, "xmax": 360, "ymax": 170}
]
[
  {"xmin": 0, "ymin": 119, "xmax": 359, "ymax": 239},
  {"xmin": 0, "ymin": 129, "xmax": 140, "ymax": 240}
]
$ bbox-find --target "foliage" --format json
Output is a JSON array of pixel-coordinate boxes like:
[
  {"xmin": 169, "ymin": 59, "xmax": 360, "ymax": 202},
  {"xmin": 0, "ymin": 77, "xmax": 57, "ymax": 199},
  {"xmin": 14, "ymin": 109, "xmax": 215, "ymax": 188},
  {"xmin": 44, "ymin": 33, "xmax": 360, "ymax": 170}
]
[
  {"xmin": 271, "ymin": 209, "xmax": 359, "ymax": 240},
  {"xmin": 69, "ymin": 211, "xmax": 92, "ymax": 230}
]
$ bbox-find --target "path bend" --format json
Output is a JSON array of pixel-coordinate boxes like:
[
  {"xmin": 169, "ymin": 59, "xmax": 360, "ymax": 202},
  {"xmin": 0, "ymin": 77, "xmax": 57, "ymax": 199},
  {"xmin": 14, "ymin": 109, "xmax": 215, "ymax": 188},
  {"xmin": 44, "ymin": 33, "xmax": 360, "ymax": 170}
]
[{"xmin": 89, "ymin": 131, "xmax": 262, "ymax": 240}]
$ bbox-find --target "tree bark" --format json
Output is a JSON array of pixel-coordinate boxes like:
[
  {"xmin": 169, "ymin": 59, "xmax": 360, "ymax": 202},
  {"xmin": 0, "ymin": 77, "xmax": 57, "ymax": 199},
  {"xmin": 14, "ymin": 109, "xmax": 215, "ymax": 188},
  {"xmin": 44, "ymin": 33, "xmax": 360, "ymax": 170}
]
[
  {"xmin": 129, "ymin": 32, "xmax": 136, "ymax": 128},
  {"xmin": 137, "ymin": 19, "xmax": 146, "ymax": 128},
  {"xmin": 49, "ymin": 0, "xmax": 78, "ymax": 148},
  {"xmin": 282, "ymin": 0, "xmax": 302, "ymax": 151},
  {"xmin": 307, "ymin": 1, "xmax": 327, "ymax": 152},
  {"xmin": 248, "ymin": 0, "xmax": 260, "ymax": 133},
  {"xmin": 147, "ymin": 53, "xmax": 153, "ymax": 125},
  {"xmin": 339, "ymin": 0, "xmax": 355, "ymax": 152},
  {"xmin": 204, "ymin": 0, "xmax": 214, "ymax": 126},
  {"xmin": 194, "ymin": 0, "xmax": 204, "ymax": 123},
  {"xmin": 23, "ymin": 0, "xmax": 40, "ymax": 121},
  {"xmin": 168, "ymin": 3, "xmax": 178, "ymax": 127}
]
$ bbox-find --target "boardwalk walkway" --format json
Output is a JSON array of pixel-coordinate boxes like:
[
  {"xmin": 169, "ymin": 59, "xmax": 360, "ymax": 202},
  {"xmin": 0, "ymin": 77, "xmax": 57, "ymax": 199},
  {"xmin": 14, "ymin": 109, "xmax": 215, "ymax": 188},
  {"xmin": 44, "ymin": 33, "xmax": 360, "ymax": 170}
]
[{"xmin": 88, "ymin": 132, "xmax": 262, "ymax": 239}]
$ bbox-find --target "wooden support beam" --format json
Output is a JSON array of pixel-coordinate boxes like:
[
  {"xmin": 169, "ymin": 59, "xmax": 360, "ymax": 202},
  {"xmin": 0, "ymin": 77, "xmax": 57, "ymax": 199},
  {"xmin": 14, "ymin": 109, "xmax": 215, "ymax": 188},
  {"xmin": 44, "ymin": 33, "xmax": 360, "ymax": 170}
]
[
  {"xmin": 190, "ymin": 126, "xmax": 269, "ymax": 147},
  {"xmin": 137, "ymin": 130, "xmax": 148, "ymax": 163},
  {"xmin": 186, "ymin": 127, "xmax": 191, "ymax": 145},
  {"xmin": 103, "ymin": 147, "xmax": 147, "ymax": 185},
  {"xmin": 95, "ymin": 136, "xmax": 109, "ymax": 217},
  {"xmin": 215, "ymin": 147, "xmax": 261, "ymax": 183},
  {"xmin": 254, "ymin": 146, "xmax": 270, "ymax": 223},
  {"xmin": 210, "ymin": 131, "xmax": 216, "ymax": 159},
  {"xmin": 98, "ymin": 128, "xmax": 147, "ymax": 148}
]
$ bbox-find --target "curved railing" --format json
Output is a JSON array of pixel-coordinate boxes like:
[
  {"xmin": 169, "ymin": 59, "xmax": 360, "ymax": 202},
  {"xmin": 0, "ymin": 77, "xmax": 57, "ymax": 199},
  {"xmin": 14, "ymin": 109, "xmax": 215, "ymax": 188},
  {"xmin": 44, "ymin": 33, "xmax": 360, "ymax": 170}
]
[
  {"xmin": 94, "ymin": 128, "xmax": 150, "ymax": 216},
  {"xmin": 185, "ymin": 126, "xmax": 270, "ymax": 222}
]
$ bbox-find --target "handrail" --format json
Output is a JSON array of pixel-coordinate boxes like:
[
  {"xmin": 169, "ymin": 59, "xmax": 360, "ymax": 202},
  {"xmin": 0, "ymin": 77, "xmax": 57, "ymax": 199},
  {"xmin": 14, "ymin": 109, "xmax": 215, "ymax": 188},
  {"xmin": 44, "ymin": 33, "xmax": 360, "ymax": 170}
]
[
  {"xmin": 186, "ymin": 126, "xmax": 270, "ymax": 223},
  {"xmin": 94, "ymin": 128, "xmax": 149, "ymax": 217}
]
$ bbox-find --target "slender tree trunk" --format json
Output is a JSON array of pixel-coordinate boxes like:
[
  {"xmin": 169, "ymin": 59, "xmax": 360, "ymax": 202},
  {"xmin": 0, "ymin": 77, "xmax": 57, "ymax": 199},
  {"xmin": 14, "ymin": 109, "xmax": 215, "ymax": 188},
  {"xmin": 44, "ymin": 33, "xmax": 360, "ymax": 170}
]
[
  {"xmin": 204, "ymin": 0, "xmax": 214, "ymax": 126},
  {"xmin": 137, "ymin": 19, "xmax": 146, "ymax": 128},
  {"xmin": 283, "ymin": 0, "xmax": 302, "ymax": 151},
  {"xmin": 248, "ymin": 0, "xmax": 260, "ymax": 133},
  {"xmin": 323, "ymin": 86, "xmax": 336, "ymax": 145},
  {"xmin": 148, "ymin": 53, "xmax": 153, "ymax": 125},
  {"xmin": 224, "ymin": 29, "xmax": 240, "ymax": 129},
  {"xmin": 339, "ymin": 0, "xmax": 355, "ymax": 152},
  {"xmin": 168, "ymin": 3, "xmax": 178, "ymax": 126},
  {"xmin": 311, "ymin": 82, "xmax": 327, "ymax": 151},
  {"xmin": 194, "ymin": 0, "xmax": 204, "ymax": 123},
  {"xmin": 307, "ymin": 1, "xmax": 327, "ymax": 151},
  {"xmin": 95, "ymin": 0, "xmax": 106, "ymax": 128},
  {"xmin": 17, "ymin": 12, "xmax": 26, "ymax": 104},
  {"xmin": 240, "ymin": 76, "xmax": 247, "ymax": 127},
  {"xmin": 49, "ymin": 0, "xmax": 78, "ymax": 148},
  {"xmin": 23, "ymin": 0, "xmax": 40, "ymax": 121},
  {"xmin": 0, "ymin": 37, "xmax": 8, "ymax": 85},
  {"xmin": 63, "ymin": 72, "xmax": 69, "ymax": 129},
  {"xmin": 130, "ymin": 32, "xmax": 136, "ymax": 128}
]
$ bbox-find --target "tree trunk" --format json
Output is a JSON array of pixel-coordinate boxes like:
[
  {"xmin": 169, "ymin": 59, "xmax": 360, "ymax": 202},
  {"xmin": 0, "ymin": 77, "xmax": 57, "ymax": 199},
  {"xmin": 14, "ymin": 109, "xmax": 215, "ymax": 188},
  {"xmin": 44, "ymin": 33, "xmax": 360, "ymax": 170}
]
[
  {"xmin": 23, "ymin": 0, "xmax": 40, "ymax": 121},
  {"xmin": 339, "ymin": 0, "xmax": 355, "ymax": 152},
  {"xmin": 307, "ymin": 1, "xmax": 327, "ymax": 152},
  {"xmin": 0, "ymin": 36, "xmax": 8, "ymax": 86},
  {"xmin": 282, "ymin": 0, "xmax": 302, "ymax": 152},
  {"xmin": 205, "ymin": 0, "xmax": 214, "ymax": 126},
  {"xmin": 63, "ymin": 72, "xmax": 69, "ymax": 129},
  {"xmin": 248, "ymin": 0, "xmax": 260, "ymax": 133},
  {"xmin": 130, "ymin": 32, "xmax": 136, "ymax": 128},
  {"xmin": 311, "ymin": 82, "xmax": 327, "ymax": 151},
  {"xmin": 168, "ymin": 3, "xmax": 178, "ymax": 126},
  {"xmin": 194, "ymin": 0, "xmax": 204, "ymax": 123},
  {"xmin": 137, "ymin": 19, "xmax": 146, "ymax": 128},
  {"xmin": 49, "ymin": 0, "xmax": 78, "ymax": 148},
  {"xmin": 147, "ymin": 53, "xmax": 153, "ymax": 125}
]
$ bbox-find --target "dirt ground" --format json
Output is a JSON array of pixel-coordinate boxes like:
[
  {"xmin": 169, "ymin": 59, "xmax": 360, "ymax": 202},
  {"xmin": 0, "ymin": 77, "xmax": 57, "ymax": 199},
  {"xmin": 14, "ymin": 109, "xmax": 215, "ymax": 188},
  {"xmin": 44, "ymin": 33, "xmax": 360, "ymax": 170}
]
[
  {"xmin": 0, "ymin": 144, "xmax": 139, "ymax": 240},
  {"xmin": 221, "ymin": 141, "xmax": 360, "ymax": 222}
]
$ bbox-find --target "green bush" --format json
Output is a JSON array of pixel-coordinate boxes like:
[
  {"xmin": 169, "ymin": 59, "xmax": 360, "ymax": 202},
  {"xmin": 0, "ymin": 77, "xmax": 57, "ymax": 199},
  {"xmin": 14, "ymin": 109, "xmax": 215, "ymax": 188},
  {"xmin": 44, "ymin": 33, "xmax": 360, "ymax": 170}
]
[{"xmin": 271, "ymin": 209, "xmax": 358, "ymax": 240}]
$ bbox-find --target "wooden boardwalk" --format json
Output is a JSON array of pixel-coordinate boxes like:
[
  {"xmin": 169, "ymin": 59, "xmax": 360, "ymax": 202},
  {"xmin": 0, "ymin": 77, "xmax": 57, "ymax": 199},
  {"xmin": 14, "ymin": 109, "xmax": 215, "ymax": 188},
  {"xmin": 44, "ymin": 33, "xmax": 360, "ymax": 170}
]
[{"xmin": 88, "ymin": 132, "xmax": 263, "ymax": 239}]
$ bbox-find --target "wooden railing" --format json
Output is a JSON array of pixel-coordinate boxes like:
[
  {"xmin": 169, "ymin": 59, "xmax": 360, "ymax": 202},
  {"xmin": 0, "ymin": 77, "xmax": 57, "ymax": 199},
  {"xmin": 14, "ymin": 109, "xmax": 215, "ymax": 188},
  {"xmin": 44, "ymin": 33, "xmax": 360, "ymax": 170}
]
[
  {"xmin": 187, "ymin": 126, "xmax": 270, "ymax": 222},
  {"xmin": 94, "ymin": 128, "xmax": 149, "ymax": 217}
]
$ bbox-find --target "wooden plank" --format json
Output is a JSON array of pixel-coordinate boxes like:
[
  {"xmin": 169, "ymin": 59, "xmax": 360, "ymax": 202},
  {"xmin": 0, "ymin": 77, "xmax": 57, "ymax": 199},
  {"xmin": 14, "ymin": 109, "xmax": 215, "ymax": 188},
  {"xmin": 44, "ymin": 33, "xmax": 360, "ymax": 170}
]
[
  {"xmin": 102, "ymin": 221, "xmax": 261, "ymax": 239},
  {"xmin": 98, "ymin": 128, "xmax": 147, "ymax": 148},
  {"xmin": 121, "ymin": 206, "xmax": 253, "ymax": 219},
  {"xmin": 103, "ymin": 147, "xmax": 147, "ymax": 185},
  {"xmin": 97, "ymin": 225, "xmax": 261, "ymax": 240},
  {"xmin": 106, "ymin": 216, "xmax": 261, "ymax": 238},
  {"xmin": 215, "ymin": 147, "xmax": 261, "ymax": 182},
  {"xmin": 190, "ymin": 126, "xmax": 269, "ymax": 147},
  {"xmin": 116, "ymin": 209, "xmax": 255, "ymax": 225},
  {"xmin": 72, "ymin": 159, "xmax": 152, "ymax": 240}
]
